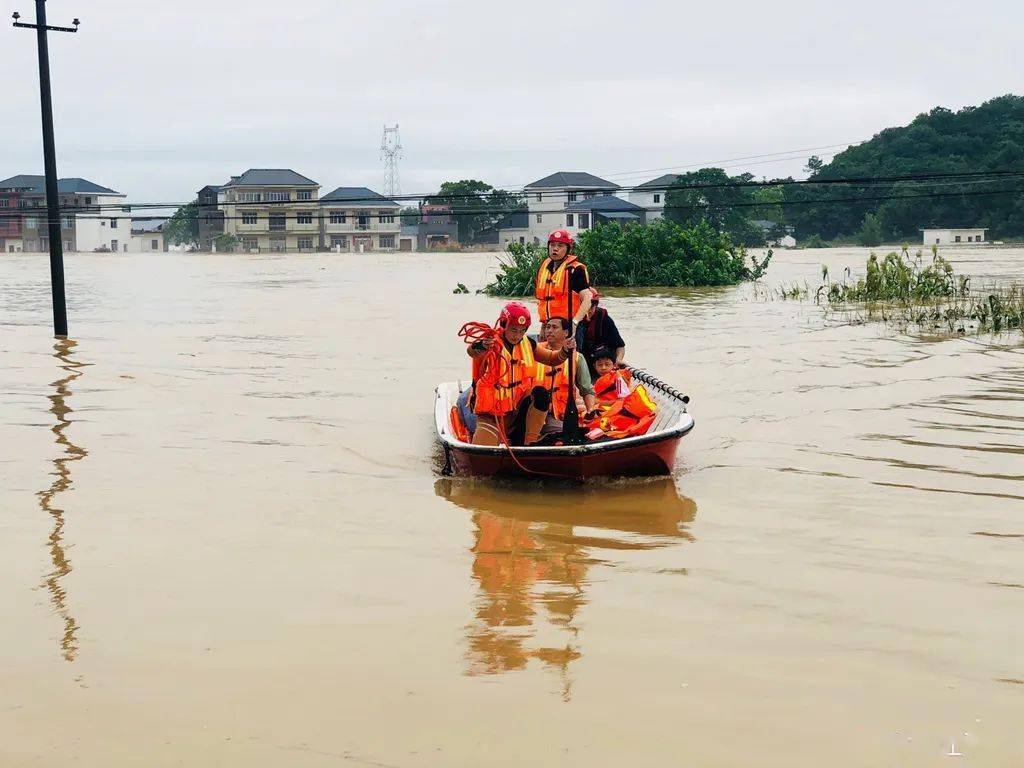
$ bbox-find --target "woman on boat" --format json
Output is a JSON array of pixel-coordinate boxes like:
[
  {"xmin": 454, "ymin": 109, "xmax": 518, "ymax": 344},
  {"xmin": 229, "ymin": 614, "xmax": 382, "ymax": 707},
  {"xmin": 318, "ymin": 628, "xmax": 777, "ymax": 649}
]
[
  {"xmin": 536, "ymin": 316, "xmax": 598, "ymax": 441},
  {"xmin": 535, "ymin": 230, "xmax": 593, "ymax": 326},
  {"xmin": 465, "ymin": 301, "xmax": 575, "ymax": 446}
]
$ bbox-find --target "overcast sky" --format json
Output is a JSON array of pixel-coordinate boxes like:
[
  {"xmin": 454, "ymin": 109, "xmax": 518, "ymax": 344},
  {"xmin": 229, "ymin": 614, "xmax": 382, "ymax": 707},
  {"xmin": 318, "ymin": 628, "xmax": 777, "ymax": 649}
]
[{"xmin": 3, "ymin": 0, "xmax": 1020, "ymax": 204}]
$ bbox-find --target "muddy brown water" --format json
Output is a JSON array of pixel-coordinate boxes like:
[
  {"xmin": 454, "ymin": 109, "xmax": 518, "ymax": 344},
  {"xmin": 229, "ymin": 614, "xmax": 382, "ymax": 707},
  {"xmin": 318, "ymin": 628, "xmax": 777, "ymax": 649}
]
[{"xmin": 1, "ymin": 247, "xmax": 1021, "ymax": 766}]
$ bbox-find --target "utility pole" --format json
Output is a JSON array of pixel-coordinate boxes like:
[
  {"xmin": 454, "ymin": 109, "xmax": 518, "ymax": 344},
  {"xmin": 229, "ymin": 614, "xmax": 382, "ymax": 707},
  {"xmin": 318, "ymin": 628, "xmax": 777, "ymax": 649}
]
[{"xmin": 13, "ymin": 2, "xmax": 80, "ymax": 338}]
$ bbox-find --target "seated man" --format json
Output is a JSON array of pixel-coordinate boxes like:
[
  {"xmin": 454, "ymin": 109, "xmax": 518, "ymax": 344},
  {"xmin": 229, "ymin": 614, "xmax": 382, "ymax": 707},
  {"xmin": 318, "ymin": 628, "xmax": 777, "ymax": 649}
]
[
  {"xmin": 535, "ymin": 316, "xmax": 598, "ymax": 440},
  {"xmin": 590, "ymin": 345, "xmax": 633, "ymax": 403},
  {"xmin": 466, "ymin": 301, "xmax": 573, "ymax": 446}
]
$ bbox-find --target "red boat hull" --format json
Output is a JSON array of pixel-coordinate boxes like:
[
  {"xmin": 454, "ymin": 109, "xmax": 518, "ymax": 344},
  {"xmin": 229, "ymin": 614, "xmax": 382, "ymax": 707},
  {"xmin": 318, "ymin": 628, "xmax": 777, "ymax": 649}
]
[{"xmin": 446, "ymin": 433, "xmax": 682, "ymax": 480}]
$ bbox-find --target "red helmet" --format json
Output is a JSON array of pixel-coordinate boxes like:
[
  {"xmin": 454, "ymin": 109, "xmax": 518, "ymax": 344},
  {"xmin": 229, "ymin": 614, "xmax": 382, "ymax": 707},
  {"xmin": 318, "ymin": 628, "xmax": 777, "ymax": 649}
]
[
  {"xmin": 547, "ymin": 229, "xmax": 575, "ymax": 247},
  {"xmin": 498, "ymin": 301, "xmax": 531, "ymax": 329}
]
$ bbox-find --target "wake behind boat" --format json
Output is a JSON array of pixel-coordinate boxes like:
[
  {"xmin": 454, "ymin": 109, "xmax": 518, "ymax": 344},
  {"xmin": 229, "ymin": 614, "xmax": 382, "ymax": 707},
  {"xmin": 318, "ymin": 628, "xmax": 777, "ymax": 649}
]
[{"xmin": 435, "ymin": 367, "xmax": 694, "ymax": 480}]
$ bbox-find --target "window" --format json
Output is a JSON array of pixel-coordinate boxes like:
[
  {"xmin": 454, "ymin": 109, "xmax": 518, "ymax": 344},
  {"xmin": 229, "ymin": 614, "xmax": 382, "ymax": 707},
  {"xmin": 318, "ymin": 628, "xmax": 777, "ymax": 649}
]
[
  {"xmin": 269, "ymin": 214, "xmax": 286, "ymax": 232},
  {"xmin": 380, "ymin": 212, "xmax": 395, "ymax": 224},
  {"xmin": 26, "ymin": 218, "xmax": 38, "ymax": 229},
  {"xmin": 329, "ymin": 211, "xmax": 346, "ymax": 224},
  {"xmin": 270, "ymin": 236, "xmax": 286, "ymax": 252},
  {"xmin": 240, "ymin": 192, "xmax": 262, "ymax": 202},
  {"xmin": 579, "ymin": 213, "xmax": 590, "ymax": 230},
  {"xmin": 966, "ymin": 236, "xmax": 973, "ymax": 242},
  {"xmin": 536, "ymin": 214, "xmax": 543, "ymax": 223},
  {"xmin": 151, "ymin": 239, "xmax": 159, "ymax": 250},
  {"xmin": 110, "ymin": 218, "xmax": 118, "ymax": 228},
  {"xmin": 536, "ymin": 193, "xmax": 542, "ymax": 201},
  {"xmin": 519, "ymin": 236, "xmax": 525, "ymax": 244},
  {"xmin": 584, "ymin": 192, "xmax": 595, "ymax": 199},
  {"xmin": 63, "ymin": 216, "xmax": 74, "ymax": 229},
  {"xmin": 379, "ymin": 234, "xmax": 395, "ymax": 249},
  {"xmin": 0, "ymin": 199, "xmax": 7, "ymax": 208},
  {"xmin": 241, "ymin": 211, "xmax": 258, "ymax": 225},
  {"xmin": 296, "ymin": 211, "xmax": 313, "ymax": 225},
  {"xmin": 653, "ymin": 194, "xmax": 661, "ymax": 204},
  {"xmin": 111, "ymin": 239, "xmax": 118, "ymax": 250},
  {"xmin": 297, "ymin": 190, "xmax": 312, "ymax": 200},
  {"xmin": 121, "ymin": 205, "xmax": 132, "ymax": 213},
  {"xmin": 243, "ymin": 237, "xmax": 258, "ymax": 250},
  {"xmin": 85, "ymin": 196, "xmax": 92, "ymax": 205},
  {"xmin": 955, "ymin": 235, "xmax": 961, "ymax": 243},
  {"xmin": 267, "ymin": 191, "xmax": 290, "ymax": 202},
  {"xmin": 297, "ymin": 237, "xmax": 314, "ymax": 250},
  {"xmin": 566, "ymin": 213, "xmax": 574, "ymax": 227},
  {"xmin": 357, "ymin": 215, "xmax": 369, "ymax": 230},
  {"xmin": 330, "ymin": 235, "xmax": 348, "ymax": 248},
  {"xmin": 568, "ymin": 192, "xmax": 577, "ymax": 202}
]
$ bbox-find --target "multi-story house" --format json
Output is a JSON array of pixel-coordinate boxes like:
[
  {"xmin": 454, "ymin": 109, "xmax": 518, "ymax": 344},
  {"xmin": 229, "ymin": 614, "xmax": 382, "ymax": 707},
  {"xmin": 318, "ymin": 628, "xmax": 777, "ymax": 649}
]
[
  {"xmin": 0, "ymin": 174, "xmax": 128, "ymax": 252},
  {"xmin": 221, "ymin": 169, "xmax": 320, "ymax": 252},
  {"xmin": 319, "ymin": 186, "xmax": 400, "ymax": 252},
  {"xmin": 630, "ymin": 174, "xmax": 678, "ymax": 220},
  {"xmin": 523, "ymin": 171, "xmax": 620, "ymax": 243},
  {"xmin": 196, "ymin": 184, "xmax": 225, "ymax": 250}
]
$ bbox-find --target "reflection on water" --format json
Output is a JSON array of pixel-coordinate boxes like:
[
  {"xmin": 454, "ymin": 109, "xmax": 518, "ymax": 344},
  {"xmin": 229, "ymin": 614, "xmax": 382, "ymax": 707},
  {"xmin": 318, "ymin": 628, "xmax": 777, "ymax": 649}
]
[
  {"xmin": 37, "ymin": 338, "xmax": 89, "ymax": 662},
  {"xmin": 436, "ymin": 478, "xmax": 696, "ymax": 699}
]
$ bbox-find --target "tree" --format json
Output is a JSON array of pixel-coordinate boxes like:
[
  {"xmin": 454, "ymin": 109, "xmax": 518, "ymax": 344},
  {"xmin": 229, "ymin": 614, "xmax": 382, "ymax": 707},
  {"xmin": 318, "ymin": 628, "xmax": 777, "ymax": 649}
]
[
  {"xmin": 663, "ymin": 168, "xmax": 770, "ymax": 246},
  {"xmin": 165, "ymin": 201, "xmax": 201, "ymax": 248},
  {"xmin": 803, "ymin": 155, "xmax": 824, "ymax": 175},
  {"xmin": 857, "ymin": 213, "xmax": 884, "ymax": 247},
  {"xmin": 399, "ymin": 206, "xmax": 421, "ymax": 226},
  {"xmin": 426, "ymin": 180, "xmax": 523, "ymax": 243},
  {"xmin": 214, "ymin": 233, "xmax": 238, "ymax": 252}
]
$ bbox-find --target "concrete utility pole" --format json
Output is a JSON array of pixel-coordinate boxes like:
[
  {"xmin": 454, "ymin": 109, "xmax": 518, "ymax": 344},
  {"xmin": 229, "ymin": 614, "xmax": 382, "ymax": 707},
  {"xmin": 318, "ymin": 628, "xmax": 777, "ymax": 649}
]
[{"xmin": 13, "ymin": 1, "xmax": 80, "ymax": 338}]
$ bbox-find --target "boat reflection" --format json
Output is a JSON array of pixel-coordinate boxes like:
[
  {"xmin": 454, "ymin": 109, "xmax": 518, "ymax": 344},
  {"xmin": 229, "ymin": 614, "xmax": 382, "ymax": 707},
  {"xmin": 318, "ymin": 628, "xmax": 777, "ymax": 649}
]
[
  {"xmin": 37, "ymin": 338, "xmax": 89, "ymax": 662},
  {"xmin": 435, "ymin": 478, "xmax": 696, "ymax": 698}
]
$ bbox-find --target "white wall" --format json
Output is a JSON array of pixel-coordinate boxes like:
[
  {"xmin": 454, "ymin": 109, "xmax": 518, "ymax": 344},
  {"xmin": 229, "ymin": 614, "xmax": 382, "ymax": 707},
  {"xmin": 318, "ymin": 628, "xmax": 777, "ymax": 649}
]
[
  {"xmin": 922, "ymin": 228, "xmax": 986, "ymax": 245},
  {"xmin": 630, "ymin": 190, "xmax": 665, "ymax": 220},
  {"xmin": 74, "ymin": 194, "xmax": 131, "ymax": 252},
  {"xmin": 128, "ymin": 232, "xmax": 164, "ymax": 253}
]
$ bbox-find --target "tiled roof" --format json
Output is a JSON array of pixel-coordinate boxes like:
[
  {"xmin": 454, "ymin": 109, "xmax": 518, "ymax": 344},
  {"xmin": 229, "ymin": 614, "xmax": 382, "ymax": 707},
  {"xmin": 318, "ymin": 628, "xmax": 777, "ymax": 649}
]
[
  {"xmin": 524, "ymin": 172, "xmax": 619, "ymax": 190},
  {"xmin": 319, "ymin": 186, "xmax": 399, "ymax": 207},
  {"xmin": 223, "ymin": 169, "xmax": 318, "ymax": 187},
  {"xmin": 0, "ymin": 174, "xmax": 121, "ymax": 194}
]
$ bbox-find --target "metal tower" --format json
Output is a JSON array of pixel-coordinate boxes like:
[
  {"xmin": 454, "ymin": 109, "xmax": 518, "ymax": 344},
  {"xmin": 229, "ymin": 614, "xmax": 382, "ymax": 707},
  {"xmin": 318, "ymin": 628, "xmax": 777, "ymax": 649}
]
[{"xmin": 380, "ymin": 124, "xmax": 402, "ymax": 197}]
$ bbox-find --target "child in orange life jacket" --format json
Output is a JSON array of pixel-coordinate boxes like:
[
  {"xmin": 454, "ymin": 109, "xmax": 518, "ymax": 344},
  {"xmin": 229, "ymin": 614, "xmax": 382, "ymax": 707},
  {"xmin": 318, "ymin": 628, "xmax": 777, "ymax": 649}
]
[{"xmin": 590, "ymin": 346, "xmax": 633, "ymax": 403}]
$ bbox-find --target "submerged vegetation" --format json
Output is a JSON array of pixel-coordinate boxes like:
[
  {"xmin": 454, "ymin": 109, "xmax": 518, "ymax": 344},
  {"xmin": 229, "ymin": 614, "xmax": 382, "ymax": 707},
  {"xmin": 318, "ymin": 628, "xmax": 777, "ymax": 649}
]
[
  {"xmin": 481, "ymin": 220, "xmax": 771, "ymax": 296},
  {"xmin": 764, "ymin": 246, "xmax": 1023, "ymax": 335}
]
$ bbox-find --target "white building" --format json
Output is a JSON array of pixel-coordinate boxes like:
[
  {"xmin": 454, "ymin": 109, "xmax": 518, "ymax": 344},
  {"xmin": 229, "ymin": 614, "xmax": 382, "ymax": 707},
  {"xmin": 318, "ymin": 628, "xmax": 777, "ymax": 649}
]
[
  {"xmin": 523, "ymin": 171, "xmax": 620, "ymax": 243},
  {"xmin": 630, "ymin": 174, "xmax": 678, "ymax": 220},
  {"xmin": 128, "ymin": 219, "xmax": 167, "ymax": 252},
  {"xmin": 319, "ymin": 186, "xmax": 401, "ymax": 252},
  {"xmin": 921, "ymin": 227, "xmax": 987, "ymax": 245}
]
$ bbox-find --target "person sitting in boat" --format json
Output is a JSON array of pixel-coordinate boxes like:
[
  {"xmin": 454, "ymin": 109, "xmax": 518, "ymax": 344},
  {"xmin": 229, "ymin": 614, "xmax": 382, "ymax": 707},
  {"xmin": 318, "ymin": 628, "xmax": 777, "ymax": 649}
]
[
  {"xmin": 591, "ymin": 346, "xmax": 633, "ymax": 403},
  {"xmin": 535, "ymin": 229, "xmax": 593, "ymax": 327},
  {"xmin": 578, "ymin": 290, "xmax": 626, "ymax": 376},
  {"xmin": 465, "ymin": 301, "xmax": 574, "ymax": 446},
  {"xmin": 535, "ymin": 316, "xmax": 599, "ymax": 441}
]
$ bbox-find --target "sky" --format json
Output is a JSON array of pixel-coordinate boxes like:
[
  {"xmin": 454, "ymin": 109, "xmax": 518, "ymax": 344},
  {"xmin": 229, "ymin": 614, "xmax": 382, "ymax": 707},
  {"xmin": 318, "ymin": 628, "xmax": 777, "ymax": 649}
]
[{"xmin": 3, "ymin": 0, "xmax": 1021, "ymax": 205}]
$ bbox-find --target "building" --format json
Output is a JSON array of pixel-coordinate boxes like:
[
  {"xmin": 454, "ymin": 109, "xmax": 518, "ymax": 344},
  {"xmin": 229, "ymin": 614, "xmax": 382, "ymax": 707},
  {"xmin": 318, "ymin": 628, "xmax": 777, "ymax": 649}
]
[
  {"xmin": 630, "ymin": 174, "xmax": 679, "ymax": 220},
  {"xmin": 751, "ymin": 219, "xmax": 796, "ymax": 247},
  {"xmin": 196, "ymin": 185, "xmax": 224, "ymax": 250},
  {"xmin": 921, "ymin": 227, "xmax": 987, "ymax": 245},
  {"xmin": 0, "ymin": 174, "xmax": 128, "ymax": 252},
  {"xmin": 129, "ymin": 219, "xmax": 167, "ymax": 252},
  {"xmin": 563, "ymin": 195, "xmax": 646, "ymax": 236},
  {"xmin": 319, "ymin": 186, "xmax": 401, "ymax": 252},
  {"xmin": 398, "ymin": 224, "xmax": 419, "ymax": 251},
  {"xmin": 221, "ymin": 169, "xmax": 320, "ymax": 252},
  {"xmin": 417, "ymin": 204, "xmax": 459, "ymax": 250},
  {"xmin": 523, "ymin": 171, "xmax": 620, "ymax": 243},
  {"xmin": 485, "ymin": 210, "xmax": 530, "ymax": 246}
]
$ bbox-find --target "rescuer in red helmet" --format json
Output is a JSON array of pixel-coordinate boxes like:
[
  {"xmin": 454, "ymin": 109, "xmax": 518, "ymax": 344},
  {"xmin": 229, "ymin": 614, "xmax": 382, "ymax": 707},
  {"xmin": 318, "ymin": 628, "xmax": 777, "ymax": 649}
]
[
  {"xmin": 535, "ymin": 229, "xmax": 593, "ymax": 326},
  {"xmin": 461, "ymin": 300, "xmax": 577, "ymax": 446}
]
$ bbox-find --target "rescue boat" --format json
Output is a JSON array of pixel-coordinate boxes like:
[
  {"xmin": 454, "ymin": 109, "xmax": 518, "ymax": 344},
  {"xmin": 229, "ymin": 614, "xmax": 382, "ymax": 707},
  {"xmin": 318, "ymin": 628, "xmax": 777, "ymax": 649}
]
[{"xmin": 434, "ymin": 367, "xmax": 694, "ymax": 480}]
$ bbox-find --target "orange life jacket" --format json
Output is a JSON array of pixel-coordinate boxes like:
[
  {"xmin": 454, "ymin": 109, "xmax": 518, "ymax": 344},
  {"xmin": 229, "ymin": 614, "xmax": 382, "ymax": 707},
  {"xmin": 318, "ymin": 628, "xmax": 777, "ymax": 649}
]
[
  {"xmin": 593, "ymin": 369, "xmax": 632, "ymax": 402},
  {"xmin": 473, "ymin": 337, "xmax": 537, "ymax": 416},
  {"xmin": 535, "ymin": 256, "xmax": 589, "ymax": 323},
  {"xmin": 536, "ymin": 353, "xmax": 589, "ymax": 421},
  {"xmin": 593, "ymin": 384, "xmax": 657, "ymax": 438}
]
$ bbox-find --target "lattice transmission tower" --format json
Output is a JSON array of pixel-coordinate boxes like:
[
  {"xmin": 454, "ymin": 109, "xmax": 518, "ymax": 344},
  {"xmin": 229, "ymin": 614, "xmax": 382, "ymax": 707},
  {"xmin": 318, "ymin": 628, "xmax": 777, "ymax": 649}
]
[{"xmin": 380, "ymin": 124, "xmax": 402, "ymax": 197}]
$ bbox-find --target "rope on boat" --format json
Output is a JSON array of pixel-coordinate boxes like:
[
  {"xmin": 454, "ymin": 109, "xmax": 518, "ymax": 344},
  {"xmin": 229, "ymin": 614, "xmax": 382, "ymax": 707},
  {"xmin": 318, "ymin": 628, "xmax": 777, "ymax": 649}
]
[{"xmin": 624, "ymin": 366, "xmax": 690, "ymax": 408}]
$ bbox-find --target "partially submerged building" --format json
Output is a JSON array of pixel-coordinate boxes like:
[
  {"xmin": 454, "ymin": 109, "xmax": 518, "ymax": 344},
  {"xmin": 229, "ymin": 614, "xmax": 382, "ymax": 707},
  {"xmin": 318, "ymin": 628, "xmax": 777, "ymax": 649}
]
[{"xmin": 921, "ymin": 227, "xmax": 987, "ymax": 245}]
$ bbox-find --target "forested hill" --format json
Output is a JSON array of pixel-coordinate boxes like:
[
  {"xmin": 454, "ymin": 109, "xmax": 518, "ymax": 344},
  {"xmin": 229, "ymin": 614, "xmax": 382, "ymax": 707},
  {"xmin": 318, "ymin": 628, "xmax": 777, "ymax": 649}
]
[{"xmin": 785, "ymin": 94, "xmax": 1024, "ymax": 240}]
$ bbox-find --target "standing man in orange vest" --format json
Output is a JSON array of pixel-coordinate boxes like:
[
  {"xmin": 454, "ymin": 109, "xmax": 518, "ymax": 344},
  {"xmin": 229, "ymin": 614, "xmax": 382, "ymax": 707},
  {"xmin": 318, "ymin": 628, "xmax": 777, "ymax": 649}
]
[{"xmin": 535, "ymin": 230, "xmax": 593, "ymax": 327}]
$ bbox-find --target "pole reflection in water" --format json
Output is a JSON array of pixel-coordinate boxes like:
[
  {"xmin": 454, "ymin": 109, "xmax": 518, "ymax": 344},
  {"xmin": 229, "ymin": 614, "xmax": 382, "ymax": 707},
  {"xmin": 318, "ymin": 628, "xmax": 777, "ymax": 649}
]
[
  {"xmin": 37, "ymin": 338, "xmax": 89, "ymax": 662},
  {"xmin": 435, "ymin": 478, "xmax": 696, "ymax": 699}
]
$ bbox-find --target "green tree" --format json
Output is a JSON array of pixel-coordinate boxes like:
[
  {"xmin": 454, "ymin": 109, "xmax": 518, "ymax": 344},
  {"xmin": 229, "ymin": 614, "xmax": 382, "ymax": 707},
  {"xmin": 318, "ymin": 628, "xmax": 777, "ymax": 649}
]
[
  {"xmin": 857, "ymin": 213, "xmax": 884, "ymax": 246},
  {"xmin": 399, "ymin": 206, "xmax": 421, "ymax": 226},
  {"xmin": 803, "ymin": 155, "xmax": 824, "ymax": 175},
  {"xmin": 214, "ymin": 233, "xmax": 238, "ymax": 252},
  {"xmin": 165, "ymin": 201, "xmax": 201, "ymax": 248},
  {"xmin": 427, "ymin": 180, "xmax": 523, "ymax": 243},
  {"xmin": 664, "ymin": 168, "xmax": 769, "ymax": 246}
]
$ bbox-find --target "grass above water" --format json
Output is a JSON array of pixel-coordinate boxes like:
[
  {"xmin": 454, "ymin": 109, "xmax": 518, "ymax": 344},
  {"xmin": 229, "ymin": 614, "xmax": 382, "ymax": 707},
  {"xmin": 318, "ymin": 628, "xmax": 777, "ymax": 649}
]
[{"xmin": 763, "ymin": 247, "xmax": 1024, "ymax": 335}]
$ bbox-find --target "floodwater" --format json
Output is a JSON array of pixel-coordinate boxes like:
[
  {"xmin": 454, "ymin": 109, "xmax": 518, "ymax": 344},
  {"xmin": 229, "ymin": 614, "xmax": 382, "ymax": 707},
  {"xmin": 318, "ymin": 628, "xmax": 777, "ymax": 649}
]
[{"xmin": 1, "ymin": 246, "xmax": 1021, "ymax": 766}]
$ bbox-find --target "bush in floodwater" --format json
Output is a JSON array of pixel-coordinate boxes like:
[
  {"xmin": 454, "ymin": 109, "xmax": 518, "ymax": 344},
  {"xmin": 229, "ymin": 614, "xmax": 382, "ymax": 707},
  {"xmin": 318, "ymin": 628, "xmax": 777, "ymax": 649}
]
[
  {"xmin": 481, "ymin": 219, "xmax": 772, "ymax": 296},
  {"xmin": 821, "ymin": 247, "xmax": 963, "ymax": 303}
]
